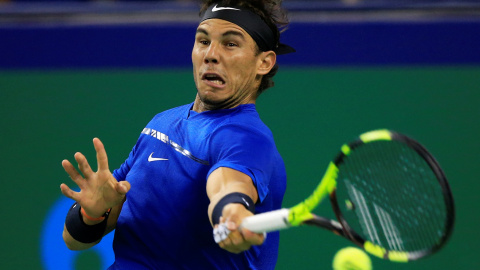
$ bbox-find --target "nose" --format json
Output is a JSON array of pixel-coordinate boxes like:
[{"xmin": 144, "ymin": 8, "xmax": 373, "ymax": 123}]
[{"xmin": 204, "ymin": 43, "xmax": 219, "ymax": 64}]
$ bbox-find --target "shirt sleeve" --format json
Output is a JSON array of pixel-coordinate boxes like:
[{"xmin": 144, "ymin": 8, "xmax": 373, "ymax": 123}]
[{"xmin": 207, "ymin": 123, "xmax": 276, "ymax": 203}]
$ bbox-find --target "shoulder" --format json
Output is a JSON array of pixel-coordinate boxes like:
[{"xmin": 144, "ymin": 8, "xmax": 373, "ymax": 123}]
[
  {"xmin": 143, "ymin": 103, "xmax": 192, "ymax": 130},
  {"xmin": 213, "ymin": 104, "xmax": 273, "ymax": 137},
  {"xmin": 151, "ymin": 103, "xmax": 192, "ymax": 120},
  {"xmin": 213, "ymin": 121, "xmax": 274, "ymax": 152},
  {"xmin": 209, "ymin": 105, "xmax": 277, "ymax": 156}
]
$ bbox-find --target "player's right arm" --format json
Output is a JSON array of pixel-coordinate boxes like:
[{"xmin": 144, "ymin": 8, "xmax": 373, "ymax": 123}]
[{"xmin": 60, "ymin": 138, "xmax": 130, "ymax": 250}]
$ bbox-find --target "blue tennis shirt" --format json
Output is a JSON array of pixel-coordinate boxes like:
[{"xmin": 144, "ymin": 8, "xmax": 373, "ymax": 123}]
[{"xmin": 109, "ymin": 103, "xmax": 287, "ymax": 269}]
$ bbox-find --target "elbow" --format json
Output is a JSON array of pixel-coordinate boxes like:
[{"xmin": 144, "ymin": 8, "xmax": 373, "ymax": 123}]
[
  {"xmin": 62, "ymin": 224, "xmax": 74, "ymax": 250},
  {"xmin": 63, "ymin": 241, "xmax": 79, "ymax": 251},
  {"xmin": 63, "ymin": 230, "xmax": 80, "ymax": 250},
  {"xmin": 62, "ymin": 227, "xmax": 96, "ymax": 250}
]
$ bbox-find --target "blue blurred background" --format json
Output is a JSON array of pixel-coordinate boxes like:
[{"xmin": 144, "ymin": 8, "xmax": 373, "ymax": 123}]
[{"xmin": 1, "ymin": 0, "xmax": 479, "ymax": 269}]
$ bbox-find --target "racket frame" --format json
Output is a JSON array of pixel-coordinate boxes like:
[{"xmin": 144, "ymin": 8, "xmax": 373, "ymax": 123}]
[{"xmin": 241, "ymin": 129, "xmax": 455, "ymax": 262}]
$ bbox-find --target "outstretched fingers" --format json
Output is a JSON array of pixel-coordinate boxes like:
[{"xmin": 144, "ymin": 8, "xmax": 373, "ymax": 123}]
[
  {"xmin": 60, "ymin": 183, "xmax": 80, "ymax": 201},
  {"xmin": 93, "ymin": 138, "xmax": 109, "ymax": 172},
  {"xmin": 60, "ymin": 139, "xmax": 125, "ymax": 212},
  {"xmin": 74, "ymin": 152, "xmax": 94, "ymax": 179},
  {"xmin": 62, "ymin": 159, "xmax": 85, "ymax": 186}
]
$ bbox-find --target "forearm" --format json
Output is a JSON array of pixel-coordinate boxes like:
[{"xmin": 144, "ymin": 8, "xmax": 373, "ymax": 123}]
[
  {"xmin": 63, "ymin": 202, "xmax": 123, "ymax": 250},
  {"xmin": 207, "ymin": 167, "xmax": 258, "ymax": 224},
  {"xmin": 63, "ymin": 224, "xmax": 100, "ymax": 250},
  {"xmin": 206, "ymin": 167, "xmax": 265, "ymax": 253}
]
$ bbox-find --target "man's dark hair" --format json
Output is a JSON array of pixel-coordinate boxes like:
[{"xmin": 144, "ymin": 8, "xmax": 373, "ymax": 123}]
[{"xmin": 199, "ymin": 0, "xmax": 289, "ymax": 97}]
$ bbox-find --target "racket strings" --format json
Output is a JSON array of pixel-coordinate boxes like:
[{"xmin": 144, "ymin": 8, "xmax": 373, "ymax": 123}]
[{"xmin": 336, "ymin": 140, "xmax": 448, "ymax": 254}]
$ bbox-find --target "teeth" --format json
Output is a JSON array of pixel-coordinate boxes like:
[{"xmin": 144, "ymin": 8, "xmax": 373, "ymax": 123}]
[{"xmin": 203, "ymin": 74, "xmax": 224, "ymax": 85}]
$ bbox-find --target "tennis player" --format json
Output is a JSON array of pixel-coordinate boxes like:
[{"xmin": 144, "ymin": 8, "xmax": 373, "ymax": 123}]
[{"xmin": 60, "ymin": 0, "xmax": 294, "ymax": 268}]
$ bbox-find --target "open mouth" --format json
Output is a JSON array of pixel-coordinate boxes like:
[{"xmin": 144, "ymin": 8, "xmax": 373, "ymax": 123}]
[{"xmin": 202, "ymin": 73, "xmax": 225, "ymax": 86}]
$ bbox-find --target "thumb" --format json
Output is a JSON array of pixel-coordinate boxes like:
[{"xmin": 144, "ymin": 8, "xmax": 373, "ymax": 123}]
[{"xmin": 116, "ymin": 180, "xmax": 131, "ymax": 195}]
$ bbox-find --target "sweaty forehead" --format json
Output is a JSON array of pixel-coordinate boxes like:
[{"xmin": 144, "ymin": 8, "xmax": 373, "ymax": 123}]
[
  {"xmin": 197, "ymin": 19, "xmax": 257, "ymax": 46},
  {"xmin": 197, "ymin": 19, "xmax": 249, "ymax": 36}
]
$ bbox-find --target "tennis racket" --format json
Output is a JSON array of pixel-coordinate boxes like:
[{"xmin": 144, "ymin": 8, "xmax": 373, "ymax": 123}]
[{"xmin": 241, "ymin": 129, "xmax": 455, "ymax": 262}]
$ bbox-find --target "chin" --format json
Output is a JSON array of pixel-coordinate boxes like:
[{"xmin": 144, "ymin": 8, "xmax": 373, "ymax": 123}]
[
  {"xmin": 198, "ymin": 89, "xmax": 224, "ymax": 103},
  {"xmin": 198, "ymin": 93, "xmax": 235, "ymax": 110},
  {"xmin": 199, "ymin": 96, "xmax": 223, "ymax": 106}
]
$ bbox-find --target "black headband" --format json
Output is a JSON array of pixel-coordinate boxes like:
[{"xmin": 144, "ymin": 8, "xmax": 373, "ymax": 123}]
[{"xmin": 199, "ymin": 4, "xmax": 295, "ymax": 55}]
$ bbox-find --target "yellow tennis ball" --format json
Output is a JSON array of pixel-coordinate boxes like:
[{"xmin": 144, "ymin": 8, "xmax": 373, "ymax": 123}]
[{"xmin": 332, "ymin": 247, "xmax": 372, "ymax": 270}]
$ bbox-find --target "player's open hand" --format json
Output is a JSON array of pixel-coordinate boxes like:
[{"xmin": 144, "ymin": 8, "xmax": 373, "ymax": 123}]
[
  {"xmin": 60, "ymin": 138, "xmax": 130, "ymax": 218},
  {"xmin": 213, "ymin": 204, "xmax": 265, "ymax": 254}
]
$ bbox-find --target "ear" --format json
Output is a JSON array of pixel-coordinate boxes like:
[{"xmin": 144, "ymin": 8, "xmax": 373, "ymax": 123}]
[{"xmin": 257, "ymin": 51, "xmax": 276, "ymax": 76}]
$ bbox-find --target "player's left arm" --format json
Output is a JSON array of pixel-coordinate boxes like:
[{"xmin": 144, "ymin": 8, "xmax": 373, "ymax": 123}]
[{"xmin": 206, "ymin": 167, "xmax": 265, "ymax": 253}]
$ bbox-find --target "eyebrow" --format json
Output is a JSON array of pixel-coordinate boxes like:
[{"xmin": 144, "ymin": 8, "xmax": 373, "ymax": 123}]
[{"xmin": 196, "ymin": 28, "xmax": 246, "ymax": 41}]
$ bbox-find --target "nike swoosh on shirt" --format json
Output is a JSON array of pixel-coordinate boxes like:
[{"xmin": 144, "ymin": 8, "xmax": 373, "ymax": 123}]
[
  {"xmin": 148, "ymin": 152, "xmax": 168, "ymax": 162},
  {"xmin": 212, "ymin": 4, "xmax": 240, "ymax": 12}
]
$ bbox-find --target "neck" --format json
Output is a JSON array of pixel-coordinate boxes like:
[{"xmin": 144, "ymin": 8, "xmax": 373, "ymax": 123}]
[{"xmin": 192, "ymin": 94, "xmax": 256, "ymax": 113}]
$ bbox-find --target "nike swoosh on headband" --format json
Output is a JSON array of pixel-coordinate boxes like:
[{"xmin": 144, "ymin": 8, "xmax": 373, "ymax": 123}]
[
  {"xmin": 212, "ymin": 4, "xmax": 240, "ymax": 12},
  {"xmin": 200, "ymin": 4, "xmax": 295, "ymax": 55}
]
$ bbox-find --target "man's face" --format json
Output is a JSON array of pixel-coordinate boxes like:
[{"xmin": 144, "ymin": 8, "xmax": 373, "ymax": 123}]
[{"xmin": 192, "ymin": 19, "xmax": 272, "ymax": 111}]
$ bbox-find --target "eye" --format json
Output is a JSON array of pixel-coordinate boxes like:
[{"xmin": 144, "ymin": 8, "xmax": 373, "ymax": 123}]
[
  {"xmin": 226, "ymin": 42, "xmax": 238, "ymax": 47},
  {"xmin": 195, "ymin": 36, "xmax": 209, "ymax": 46}
]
